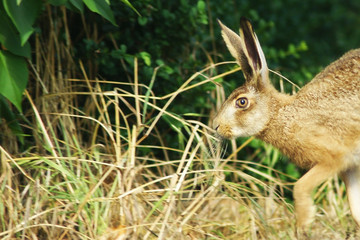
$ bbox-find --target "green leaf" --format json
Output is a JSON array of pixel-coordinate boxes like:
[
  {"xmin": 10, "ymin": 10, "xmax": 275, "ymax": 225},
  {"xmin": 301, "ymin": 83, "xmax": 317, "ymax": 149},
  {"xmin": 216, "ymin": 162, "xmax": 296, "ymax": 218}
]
[
  {"xmin": 69, "ymin": 0, "xmax": 83, "ymax": 12},
  {"xmin": 138, "ymin": 16, "xmax": 147, "ymax": 26},
  {"xmin": 49, "ymin": 0, "xmax": 84, "ymax": 13},
  {"xmin": 161, "ymin": 113, "xmax": 184, "ymax": 135},
  {"xmin": 0, "ymin": 50, "xmax": 28, "ymax": 111},
  {"xmin": 0, "ymin": 7, "xmax": 30, "ymax": 58},
  {"xmin": 42, "ymin": 157, "xmax": 76, "ymax": 180},
  {"xmin": 139, "ymin": 52, "xmax": 151, "ymax": 66},
  {"xmin": 48, "ymin": 0, "xmax": 68, "ymax": 6},
  {"xmin": 0, "ymin": 95, "xmax": 24, "ymax": 144},
  {"xmin": 197, "ymin": 0, "xmax": 205, "ymax": 12},
  {"xmin": 83, "ymin": 0, "xmax": 117, "ymax": 26},
  {"xmin": 121, "ymin": 0, "xmax": 140, "ymax": 16},
  {"xmin": 3, "ymin": 0, "xmax": 42, "ymax": 46}
]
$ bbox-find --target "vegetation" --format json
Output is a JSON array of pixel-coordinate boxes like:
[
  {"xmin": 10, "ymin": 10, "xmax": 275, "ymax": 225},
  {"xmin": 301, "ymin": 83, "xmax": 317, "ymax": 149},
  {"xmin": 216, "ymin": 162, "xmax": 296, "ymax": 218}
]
[{"xmin": 1, "ymin": 0, "xmax": 359, "ymax": 239}]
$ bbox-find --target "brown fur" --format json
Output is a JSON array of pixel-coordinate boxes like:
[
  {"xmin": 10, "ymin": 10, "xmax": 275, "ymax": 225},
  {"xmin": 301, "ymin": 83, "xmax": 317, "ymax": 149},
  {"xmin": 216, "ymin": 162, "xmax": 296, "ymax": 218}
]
[{"xmin": 213, "ymin": 18, "xmax": 360, "ymax": 230}]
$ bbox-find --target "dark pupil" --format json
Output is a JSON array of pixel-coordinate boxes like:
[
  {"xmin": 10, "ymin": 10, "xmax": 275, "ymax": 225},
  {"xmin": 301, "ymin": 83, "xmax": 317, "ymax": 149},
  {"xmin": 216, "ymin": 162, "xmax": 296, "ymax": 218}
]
[{"xmin": 240, "ymin": 99, "xmax": 246, "ymax": 105}]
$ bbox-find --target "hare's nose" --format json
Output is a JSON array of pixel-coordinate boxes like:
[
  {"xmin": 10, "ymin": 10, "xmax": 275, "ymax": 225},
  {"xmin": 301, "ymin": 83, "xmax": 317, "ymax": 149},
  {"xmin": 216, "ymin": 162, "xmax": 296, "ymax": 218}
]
[
  {"xmin": 213, "ymin": 116, "xmax": 220, "ymax": 131},
  {"xmin": 212, "ymin": 115, "xmax": 221, "ymax": 131}
]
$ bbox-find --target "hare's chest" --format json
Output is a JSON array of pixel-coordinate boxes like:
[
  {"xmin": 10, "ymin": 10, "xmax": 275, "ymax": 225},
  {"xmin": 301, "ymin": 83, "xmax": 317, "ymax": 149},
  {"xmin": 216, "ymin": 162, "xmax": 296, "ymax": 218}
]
[
  {"xmin": 260, "ymin": 107, "xmax": 340, "ymax": 168},
  {"xmin": 344, "ymin": 141, "xmax": 360, "ymax": 168}
]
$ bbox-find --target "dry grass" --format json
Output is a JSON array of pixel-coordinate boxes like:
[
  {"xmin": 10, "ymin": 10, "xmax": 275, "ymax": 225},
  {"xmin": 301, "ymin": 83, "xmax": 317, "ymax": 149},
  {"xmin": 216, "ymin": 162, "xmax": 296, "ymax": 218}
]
[{"xmin": 0, "ymin": 6, "xmax": 358, "ymax": 240}]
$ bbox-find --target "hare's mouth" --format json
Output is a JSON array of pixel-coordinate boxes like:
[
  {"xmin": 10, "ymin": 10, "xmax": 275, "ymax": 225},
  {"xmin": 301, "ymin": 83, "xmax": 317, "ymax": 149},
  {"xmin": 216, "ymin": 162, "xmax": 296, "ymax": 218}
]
[{"xmin": 214, "ymin": 132, "xmax": 230, "ymax": 140}]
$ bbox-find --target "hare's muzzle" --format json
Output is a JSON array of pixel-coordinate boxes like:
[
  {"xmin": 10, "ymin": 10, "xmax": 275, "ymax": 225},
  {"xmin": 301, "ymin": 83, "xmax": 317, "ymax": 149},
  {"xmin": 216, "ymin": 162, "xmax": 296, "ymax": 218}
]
[{"xmin": 212, "ymin": 116, "xmax": 220, "ymax": 132}]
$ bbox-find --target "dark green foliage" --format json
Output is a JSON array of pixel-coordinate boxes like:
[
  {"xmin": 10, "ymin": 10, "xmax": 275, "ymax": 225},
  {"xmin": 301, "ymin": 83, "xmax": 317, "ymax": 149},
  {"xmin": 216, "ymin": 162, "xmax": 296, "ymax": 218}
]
[{"xmin": 0, "ymin": 0, "xmax": 125, "ymax": 143}]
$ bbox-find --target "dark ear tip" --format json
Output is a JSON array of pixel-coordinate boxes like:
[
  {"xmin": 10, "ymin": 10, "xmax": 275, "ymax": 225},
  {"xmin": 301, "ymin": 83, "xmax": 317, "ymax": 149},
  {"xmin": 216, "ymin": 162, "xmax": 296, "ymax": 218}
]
[
  {"xmin": 240, "ymin": 16, "xmax": 251, "ymax": 26},
  {"xmin": 240, "ymin": 16, "xmax": 253, "ymax": 32},
  {"xmin": 240, "ymin": 16, "xmax": 250, "ymax": 23}
]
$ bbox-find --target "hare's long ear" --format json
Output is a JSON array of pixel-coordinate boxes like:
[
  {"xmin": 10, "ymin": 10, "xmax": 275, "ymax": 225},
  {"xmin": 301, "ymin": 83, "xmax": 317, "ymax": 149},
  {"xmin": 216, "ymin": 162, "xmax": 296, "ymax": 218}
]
[
  {"xmin": 218, "ymin": 18, "xmax": 269, "ymax": 88},
  {"xmin": 217, "ymin": 19, "xmax": 244, "ymax": 64}
]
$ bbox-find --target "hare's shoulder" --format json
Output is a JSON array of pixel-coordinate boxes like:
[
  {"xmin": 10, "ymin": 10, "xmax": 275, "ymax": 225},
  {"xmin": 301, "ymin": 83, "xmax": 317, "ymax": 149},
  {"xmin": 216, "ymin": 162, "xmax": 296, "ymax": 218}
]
[{"xmin": 295, "ymin": 49, "xmax": 360, "ymax": 104}]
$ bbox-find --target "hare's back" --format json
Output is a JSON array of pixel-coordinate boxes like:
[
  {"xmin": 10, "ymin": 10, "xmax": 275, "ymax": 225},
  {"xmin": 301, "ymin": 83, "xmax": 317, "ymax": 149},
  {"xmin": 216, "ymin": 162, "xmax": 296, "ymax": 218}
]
[
  {"xmin": 296, "ymin": 49, "xmax": 360, "ymax": 110},
  {"xmin": 287, "ymin": 49, "xmax": 360, "ymax": 139}
]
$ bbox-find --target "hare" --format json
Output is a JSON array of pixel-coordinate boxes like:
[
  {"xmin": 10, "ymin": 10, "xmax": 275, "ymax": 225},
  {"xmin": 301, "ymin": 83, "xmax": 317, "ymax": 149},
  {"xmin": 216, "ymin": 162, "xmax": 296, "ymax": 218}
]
[{"xmin": 213, "ymin": 17, "xmax": 360, "ymax": 230}]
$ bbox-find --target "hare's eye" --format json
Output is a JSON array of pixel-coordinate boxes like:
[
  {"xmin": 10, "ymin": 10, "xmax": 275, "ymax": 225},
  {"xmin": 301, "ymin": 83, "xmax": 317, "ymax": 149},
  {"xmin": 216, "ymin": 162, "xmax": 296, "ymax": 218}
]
[{"xmin": 235, "ymin": 97, "xmax": 249, "ymax": 109}]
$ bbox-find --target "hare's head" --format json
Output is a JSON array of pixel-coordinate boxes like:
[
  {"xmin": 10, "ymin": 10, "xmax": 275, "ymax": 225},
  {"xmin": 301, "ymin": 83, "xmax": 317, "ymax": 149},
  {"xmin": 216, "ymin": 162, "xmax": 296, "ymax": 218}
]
[{"xmin": 213, "ymin": 18, "xmax": 274, "ymax": 139}]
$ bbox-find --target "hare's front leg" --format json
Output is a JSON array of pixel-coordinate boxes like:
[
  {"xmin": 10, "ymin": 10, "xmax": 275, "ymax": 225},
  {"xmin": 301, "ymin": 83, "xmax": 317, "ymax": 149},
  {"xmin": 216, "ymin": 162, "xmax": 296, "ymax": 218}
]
[
  {"xmin": 293, "ymin": 164, "xmax": 339, "ymax": 229},
  {"xmin": 341, "ymin": 167, "xmax": 360, "ymax": 226}
]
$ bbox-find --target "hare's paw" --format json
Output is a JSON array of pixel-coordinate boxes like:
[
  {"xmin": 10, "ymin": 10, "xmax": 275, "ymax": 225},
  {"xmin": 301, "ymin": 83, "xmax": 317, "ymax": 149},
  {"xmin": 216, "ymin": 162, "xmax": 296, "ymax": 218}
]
[{"xmin": 295, "ymin": 202, "xmax": 316, "ymax": 228}]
